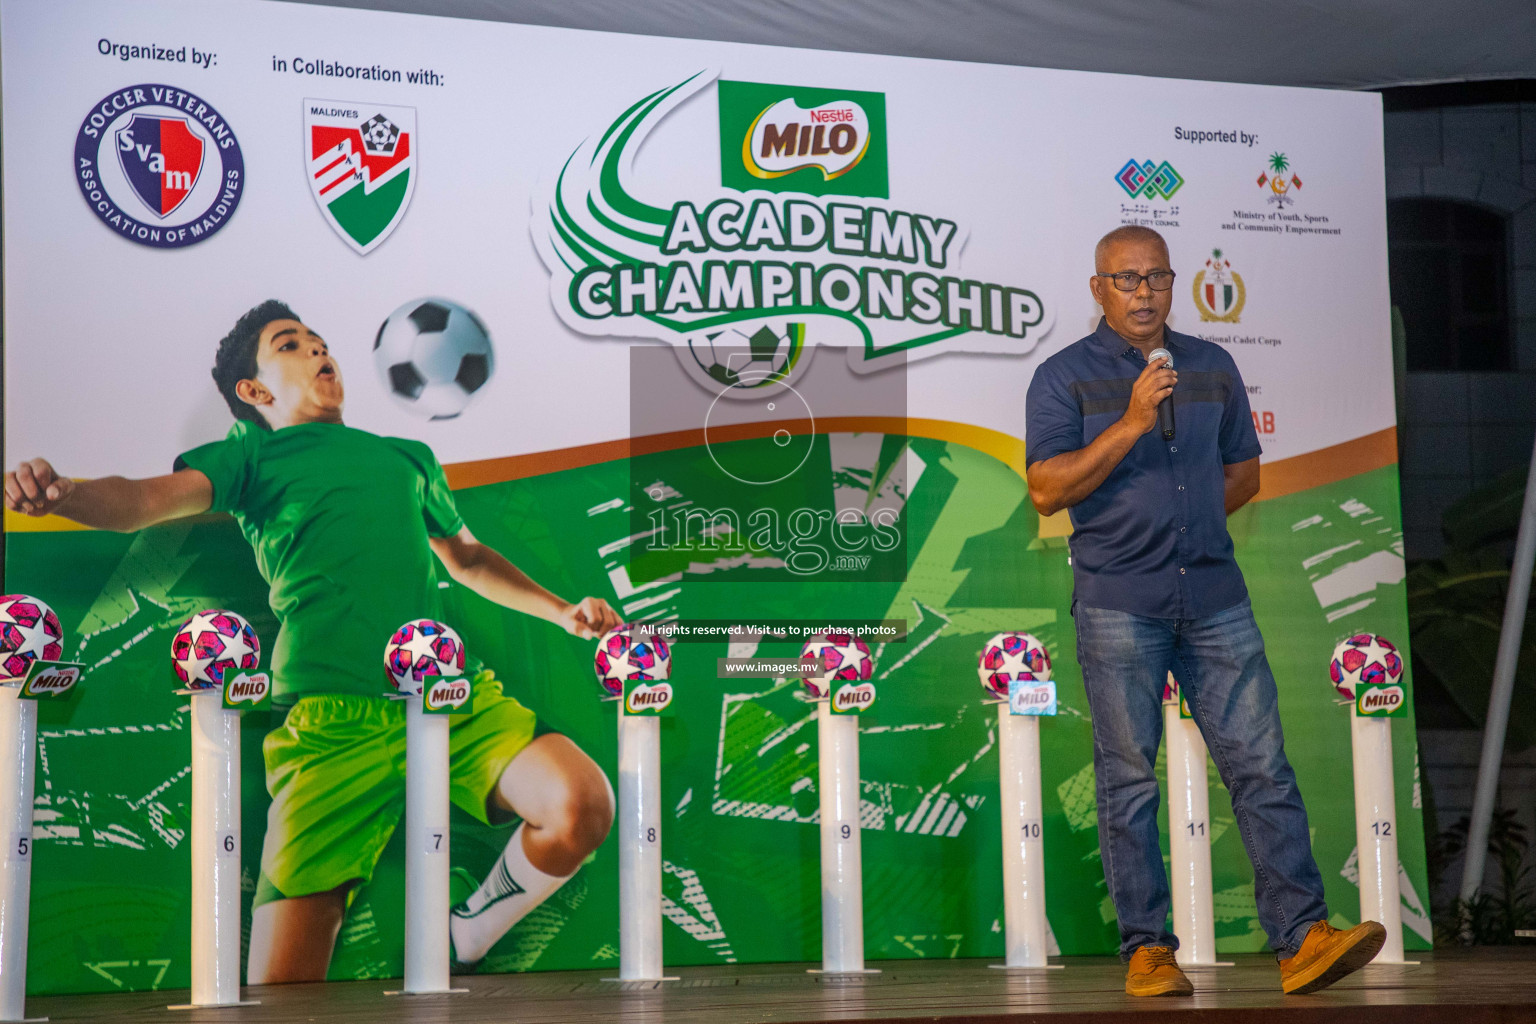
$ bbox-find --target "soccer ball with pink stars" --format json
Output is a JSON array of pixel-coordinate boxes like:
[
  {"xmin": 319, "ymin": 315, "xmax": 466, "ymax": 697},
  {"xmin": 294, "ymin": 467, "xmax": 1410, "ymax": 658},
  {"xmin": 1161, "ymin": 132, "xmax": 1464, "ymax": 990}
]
[
  {"xmin": 1329, "ymin": 633, "xmax": 1403, "ymax": 699},
  {"xmin": 977, "ymin": 631, "xmax": 1051, "ymax": 699},
  {"xmin": 0, "ymin": 593, "xmax": 64, "ymax": 682},
  {"xmin": 172, "ymin": 609, "xmax": 260, "ymax": 690},
  {"xmin": 593, "ymin": 624, "xmax": 671, "ymax": 697},
  {"xmin": 800, "ymin": 632, "xmax": 873, "ymax": 699},
  {"xmin": 384, "ymin": 619, "xmax": 466, "ymax": 695}
]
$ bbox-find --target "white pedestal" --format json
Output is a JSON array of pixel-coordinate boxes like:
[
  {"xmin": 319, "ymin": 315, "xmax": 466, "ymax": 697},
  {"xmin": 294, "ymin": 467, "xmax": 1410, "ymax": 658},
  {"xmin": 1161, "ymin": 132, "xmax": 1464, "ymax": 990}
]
[
  {"xmin": 386, "ymin": 696, "xmax": 466, "ymax": 996},
  {"xmin": 1164, "ymin": 702, "xmax": 1231, "ymax": 968},
  {"xmin": 0, "ymin": 688, "xmax": 44, "ymax": 1022},
  {"xmin": 989, "ymin": 707, "xmax": 1061, "ymax": 970},
  {"xmin": 809, "ymin": 705, "xmax": 877, "ymax": 975},
  {"xmin": 168, "ymin": 693, "xmax": 257, "ymax": 1010},
  {"xmin": 1350, "ymin": 708, "xmax": 1413, "ymax": 964},
  {"xmin": 608, "ymin": 712, "xmax": 676, "ymax": 983}
]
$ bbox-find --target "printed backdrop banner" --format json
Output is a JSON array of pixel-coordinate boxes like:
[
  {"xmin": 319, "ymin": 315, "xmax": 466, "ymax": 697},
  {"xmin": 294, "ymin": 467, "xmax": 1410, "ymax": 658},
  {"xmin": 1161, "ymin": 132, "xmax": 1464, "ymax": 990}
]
[{"xmin": 1, "ymin": 0, "xmax": 1422, "ymax": 996}]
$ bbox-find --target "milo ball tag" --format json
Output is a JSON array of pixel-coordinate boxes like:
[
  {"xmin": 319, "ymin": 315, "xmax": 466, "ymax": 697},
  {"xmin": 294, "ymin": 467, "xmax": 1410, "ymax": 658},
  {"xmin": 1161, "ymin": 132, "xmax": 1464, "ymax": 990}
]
[
  {"xmin": 18, "ymin": 661, "xmax": 84, "ymax": 700},
  {"xmin": 223, "ymin": 671, "xmax": 272, "ymax": 711},
  {"xmin": 424, "ymin": 675, "xmax": 473, "ymax": 715}
]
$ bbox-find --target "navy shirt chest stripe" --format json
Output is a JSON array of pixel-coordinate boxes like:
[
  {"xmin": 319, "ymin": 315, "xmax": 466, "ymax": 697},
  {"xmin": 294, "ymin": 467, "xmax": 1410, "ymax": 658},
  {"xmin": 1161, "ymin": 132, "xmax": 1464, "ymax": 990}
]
[{"xmin": 1072, "ymin": 370, "xmax": 1233, "ymax": 417}]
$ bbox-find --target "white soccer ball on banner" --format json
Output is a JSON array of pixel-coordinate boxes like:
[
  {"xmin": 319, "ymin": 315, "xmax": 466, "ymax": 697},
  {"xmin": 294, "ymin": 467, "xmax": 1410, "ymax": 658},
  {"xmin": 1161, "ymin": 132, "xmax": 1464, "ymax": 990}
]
[
  {"xmin": 800, "ymin": 631, "xmax": 873, "ymax": 699},
  {"xmin": 683, "ymin": 318, "xmax": 808, "ymax": 398},
  {"xmin": 172, "ymin": 609, "xmax": 260, "ymax": 690},
  {"xmin": 1328, "ymin": 633, "xmax": 1403, "ymax": 699},
  {"xmin": 373, "ymin": 298, "xmax": 494, "ymax": 420},
  {"xmin": 0, "ymin": 594, "xmax": 65, "ymax": 682},
  {"xmin": 384, "ymin": 618, "xmax": 466, "ymax": 695},
  {"xmin": 977, "ymin": 631, "xmax": 1051, "ymax": 699},
  {"xmin": 593, "ymin": 624, "xmax": 672, "ymax": 698}
]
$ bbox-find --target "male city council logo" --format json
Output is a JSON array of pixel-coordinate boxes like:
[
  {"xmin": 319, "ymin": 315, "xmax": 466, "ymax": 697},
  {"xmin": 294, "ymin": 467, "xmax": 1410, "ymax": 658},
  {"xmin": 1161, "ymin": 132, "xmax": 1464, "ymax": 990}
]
[
  {"xmin": 718, "ymin": 80, "xmax": 888, "ymax": 198},
  {"xmin": 1114, "ymin": 158, "xmax": 1185, "ymax": 200},
  {"xmin": 1257, "ymin": 151, "xmax": 1303, "ymax": 207},
  {"xmin": 74, "ymin": 84, "xmax": 244, "ymax": 248},
  {"xmin": 305, "ymin": 99, "xmax": 417, "ymax": 255},
  {"xmin": 1192, "ymin": 248, "xmax": 1245, "ymax": 322}
]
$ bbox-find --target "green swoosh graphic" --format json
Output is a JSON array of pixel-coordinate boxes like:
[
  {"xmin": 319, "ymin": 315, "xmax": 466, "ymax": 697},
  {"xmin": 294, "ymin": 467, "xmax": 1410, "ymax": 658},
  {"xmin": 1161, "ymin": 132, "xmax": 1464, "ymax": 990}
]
[{"xmin": 596, "ymin": 74, "xmax": 702, "ymax": 231}]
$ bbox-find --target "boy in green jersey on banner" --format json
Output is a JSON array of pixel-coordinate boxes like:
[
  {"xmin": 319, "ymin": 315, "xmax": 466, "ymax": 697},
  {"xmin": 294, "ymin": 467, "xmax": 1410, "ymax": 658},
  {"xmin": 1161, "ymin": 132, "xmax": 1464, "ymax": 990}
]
[{"xmin": 3, "ymin": 300, "xmax": 621, "ymax": 983}]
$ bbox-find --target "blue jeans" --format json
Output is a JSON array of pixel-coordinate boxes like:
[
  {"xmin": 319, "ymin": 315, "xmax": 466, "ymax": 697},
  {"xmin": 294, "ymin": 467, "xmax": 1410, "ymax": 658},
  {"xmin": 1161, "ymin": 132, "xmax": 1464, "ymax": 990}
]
[{"xmin": 1075, "ymin": 597, "xmax": 1327, "ymax": 961}]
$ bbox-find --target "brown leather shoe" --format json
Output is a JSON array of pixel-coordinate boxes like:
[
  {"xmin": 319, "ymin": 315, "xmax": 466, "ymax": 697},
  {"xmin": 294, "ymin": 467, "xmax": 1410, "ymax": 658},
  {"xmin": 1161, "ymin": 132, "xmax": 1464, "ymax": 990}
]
[
  {"xmin": 1125, "ymin": 944, "xmax": 1194, "ymax": 996},
  {"xmin": 1279, "ymin": 920, "xmax": 1387, "ymax": 994}
]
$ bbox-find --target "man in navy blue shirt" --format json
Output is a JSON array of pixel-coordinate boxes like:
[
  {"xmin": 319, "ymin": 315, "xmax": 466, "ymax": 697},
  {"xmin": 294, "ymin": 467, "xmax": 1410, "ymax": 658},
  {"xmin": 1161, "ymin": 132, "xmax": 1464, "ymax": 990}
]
[{"xmin": 1025, "ymin": 226, "xmax": 1384, "ymax": 997}]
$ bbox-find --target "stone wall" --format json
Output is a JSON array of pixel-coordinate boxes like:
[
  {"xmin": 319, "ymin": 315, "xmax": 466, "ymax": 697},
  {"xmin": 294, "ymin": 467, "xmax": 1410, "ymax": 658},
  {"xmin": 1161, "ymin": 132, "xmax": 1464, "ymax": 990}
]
[{"xmin": 1386, "ymin": 103, "xmax": 1536, "ymax": 561}]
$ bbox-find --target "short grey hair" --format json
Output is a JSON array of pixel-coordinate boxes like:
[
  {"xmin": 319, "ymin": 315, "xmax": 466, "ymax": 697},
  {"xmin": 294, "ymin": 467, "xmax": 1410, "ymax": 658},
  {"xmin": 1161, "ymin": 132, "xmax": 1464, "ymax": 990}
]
[{"xmin": 1094, "ymin": 225, "xmax": 1169, "ymax": 272}]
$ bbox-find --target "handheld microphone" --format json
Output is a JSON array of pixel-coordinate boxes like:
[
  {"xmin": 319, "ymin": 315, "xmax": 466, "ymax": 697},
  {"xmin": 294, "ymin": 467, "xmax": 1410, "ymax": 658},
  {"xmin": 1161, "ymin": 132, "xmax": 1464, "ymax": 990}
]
[{"xmin": 1148, "ymin": 347, "xmax": 1175, "ymax": 441}]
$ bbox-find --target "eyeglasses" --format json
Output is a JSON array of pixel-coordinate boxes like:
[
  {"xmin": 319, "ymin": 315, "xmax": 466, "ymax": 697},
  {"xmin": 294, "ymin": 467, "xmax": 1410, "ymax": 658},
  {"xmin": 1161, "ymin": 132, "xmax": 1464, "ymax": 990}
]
[{"xmin": 1097, "ymin": 270, "xmax": 1176, "ymax": 292}]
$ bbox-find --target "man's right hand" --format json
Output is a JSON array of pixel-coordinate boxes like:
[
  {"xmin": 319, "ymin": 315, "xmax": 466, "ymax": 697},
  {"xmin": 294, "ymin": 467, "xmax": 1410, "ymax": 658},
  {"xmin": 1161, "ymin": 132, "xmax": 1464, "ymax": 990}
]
[
  {"xmin": 1122, "ymin": 357, "xmax": 1177, "ymax": 435},
  {"xmin": 4, "ymin": 458, "xmax": 74, "ymax": 517}
]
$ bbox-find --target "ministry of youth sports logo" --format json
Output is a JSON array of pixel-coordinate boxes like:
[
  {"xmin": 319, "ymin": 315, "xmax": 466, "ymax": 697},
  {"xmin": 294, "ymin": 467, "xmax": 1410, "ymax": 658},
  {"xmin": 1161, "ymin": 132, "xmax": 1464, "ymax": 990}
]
[
  {"xmin": 305, "ymin": 100, "xmax": 416, "ymax": 255},
  {"xmin": 74, "ymin": 84, "xmax": 244, "ymax": 248}
]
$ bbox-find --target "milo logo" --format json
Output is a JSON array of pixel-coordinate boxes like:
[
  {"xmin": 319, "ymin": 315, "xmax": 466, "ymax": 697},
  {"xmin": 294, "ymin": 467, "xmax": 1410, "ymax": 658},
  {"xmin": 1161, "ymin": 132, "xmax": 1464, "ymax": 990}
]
[
  {"xmin": 20, "ymin": 663, "xmax": 82, "ymax": 699},
  {"xmin": 1008, "ymin": 679, "xmax": 1058, "ymax": 717},
  {"xmin": 1015, "ymin": 687, "xmax": 1051, "ymax": 708},
  {"xmin": 746, "ymin": 99, "xmax": 870, "ymax": 181},
  {"xmin": 719, "ymin": 81, "xmax": 888, "ymax": 198},
  {"xmin": 1357, "ymin": 684, "xmax": 1405, "ymax": 717},
  {"xmin": 832, "ymin": 681, "xmax": 876, "ymax": 714},
  {"xmin": 223, "ymin": 671, "xmax": 271, "ymax": 709},
  {"xmin": 425, "ymin": 677, "xmax": 472, "ymax": 714},
  {"xmin": 624, "ymin": 681, "xmax": 674, "ymax": 715}
]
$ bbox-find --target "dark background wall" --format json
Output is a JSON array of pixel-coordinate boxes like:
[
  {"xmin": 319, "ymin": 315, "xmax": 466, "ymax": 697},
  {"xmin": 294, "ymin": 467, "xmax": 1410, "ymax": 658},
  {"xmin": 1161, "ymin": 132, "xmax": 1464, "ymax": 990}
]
[
  {"xmin": 1383, "ymin": 80, "xmax": 1536, "ymax": 908},
  {"xmin": 1386, "ymin": 83, "xmax": 1536, "ymax": 562}
]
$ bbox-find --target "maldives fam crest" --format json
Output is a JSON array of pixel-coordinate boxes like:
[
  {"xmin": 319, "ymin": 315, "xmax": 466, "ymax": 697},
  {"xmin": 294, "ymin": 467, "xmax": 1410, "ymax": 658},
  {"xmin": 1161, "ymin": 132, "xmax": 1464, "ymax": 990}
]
[
  {"xmin": 305, "ymin": 99, "xmax": 416, "ymax": 254},
  {"xmin": 532, "ymin": 71, "xmax": 1048, "ymax": 383},
  {"xmin": 74, "ymin": 84, "xmax": 244, "ymax": 248}
]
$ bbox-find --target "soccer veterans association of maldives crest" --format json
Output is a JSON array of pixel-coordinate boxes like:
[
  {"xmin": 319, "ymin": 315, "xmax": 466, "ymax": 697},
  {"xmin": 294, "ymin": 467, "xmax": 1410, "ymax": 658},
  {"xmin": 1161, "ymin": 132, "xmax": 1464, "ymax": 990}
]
[
  {"xmin": 305, "ymin": 99, "xmax": 417, "ymax": 254},
  {"xmin": 73, "ymin": 84, "xmax": 244, "ymax": 248}
]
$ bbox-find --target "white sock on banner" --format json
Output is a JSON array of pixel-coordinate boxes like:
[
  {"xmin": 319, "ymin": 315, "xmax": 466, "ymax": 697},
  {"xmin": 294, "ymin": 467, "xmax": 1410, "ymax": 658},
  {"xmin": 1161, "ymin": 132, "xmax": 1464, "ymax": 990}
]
[{"xmin": 449, "ymin": 822, "xmax": 574, "ymax": 964}]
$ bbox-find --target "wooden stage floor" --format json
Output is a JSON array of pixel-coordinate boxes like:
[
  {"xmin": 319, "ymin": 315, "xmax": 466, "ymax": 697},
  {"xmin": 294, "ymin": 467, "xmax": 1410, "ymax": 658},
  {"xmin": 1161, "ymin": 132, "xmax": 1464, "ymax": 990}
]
[{"xmin": 22, "ymin": 948, "xmax": 1536, "ymax": 1023}]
